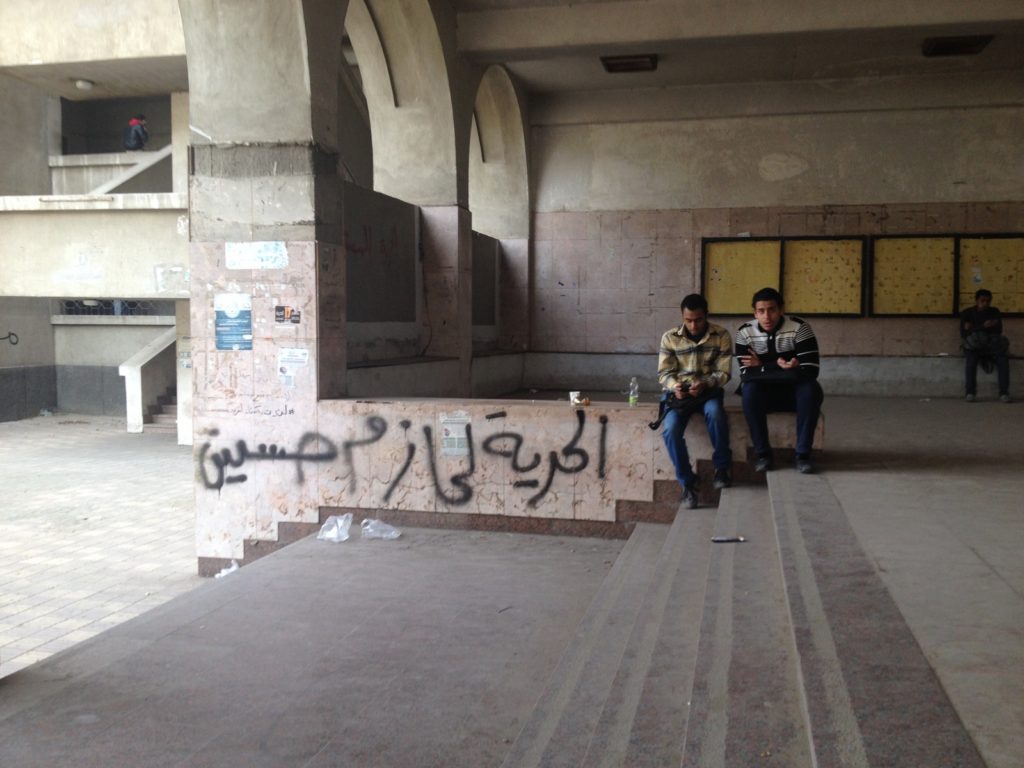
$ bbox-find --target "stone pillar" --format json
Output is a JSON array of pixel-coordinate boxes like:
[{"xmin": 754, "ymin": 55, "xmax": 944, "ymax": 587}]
[
  {"xmin": 170, "ymin": 92, "xmax": 189, "ymax": 196},
  {"xmin": 188, "ymin": 144, "xmax": 341, "ymax": 574},
  {"xmin": 420, "ymin": 204, "xmax": 473, "ymax": 394},
  {"xmin": 175, "ymin": 298, "xmax": 192, "ymax": 446}
]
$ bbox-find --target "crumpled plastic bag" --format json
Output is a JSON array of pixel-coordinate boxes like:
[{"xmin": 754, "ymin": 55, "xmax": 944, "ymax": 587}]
[
  {"xmin": 360, "ymin": 518, "xmax": 402, "ymax": 540},
  {"xmin": 214, "ymin": 560, "xmax": 239, "ymax": 578},
  {"xmin": 317, "ymin": 513, "xmax": 353, "ymax": 543}
]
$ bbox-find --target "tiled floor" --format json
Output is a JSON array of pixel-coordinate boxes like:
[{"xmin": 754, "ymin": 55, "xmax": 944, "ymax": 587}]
[{"xmin": 0, "ymin": 415, "xmax": 200, "ymax": 677}]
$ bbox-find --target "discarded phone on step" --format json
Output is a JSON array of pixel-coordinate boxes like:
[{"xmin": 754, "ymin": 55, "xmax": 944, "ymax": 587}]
[{"xmin": 711, "ymin": 535, "xmax": 746, "ymax": 543}]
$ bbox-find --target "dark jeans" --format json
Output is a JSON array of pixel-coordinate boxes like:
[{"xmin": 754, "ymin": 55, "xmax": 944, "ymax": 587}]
[
  {"xmin": 661, "ymin": 392, "xmax": 731, "ymax": 489},
  {"xmin": 741, "ymin": 378, "xmax": 824, "ymax": 458},
  {"xmin": 964, "ymin": 350, "xmax": 1009, "ymax": 396}
]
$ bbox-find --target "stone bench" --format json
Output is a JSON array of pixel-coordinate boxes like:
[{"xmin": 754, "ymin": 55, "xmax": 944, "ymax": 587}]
[
  {"xmin": 651, "ymin": 396, "xmax": 825, "ymax": 471},
  {"xmin": 197, "ymin": 394, "xmax": 825, "ymax": 574}
]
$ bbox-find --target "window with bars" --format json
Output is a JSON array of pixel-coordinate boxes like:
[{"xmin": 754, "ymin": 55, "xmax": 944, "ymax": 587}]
[{"xmin": 58, "ymin": 299, "xmax": 175, "ymax": 316}]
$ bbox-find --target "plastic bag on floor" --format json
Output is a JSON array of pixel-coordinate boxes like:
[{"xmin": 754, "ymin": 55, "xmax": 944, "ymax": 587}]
[
  {"xmin": 214, "ymin": 560, "xmax": 239, "ymax": 578},
  {"xmin": 360, "ymin": 518, "xmax": 401, "ymax": 540},
  {"xmin": 317, "ymin": 513, "xmax": 353, "ymax": 543}
]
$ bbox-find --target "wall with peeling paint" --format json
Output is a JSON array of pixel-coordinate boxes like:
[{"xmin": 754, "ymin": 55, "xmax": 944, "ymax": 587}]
[{"xmin": 532, "ymin": 106, "xmax": 1024, "ymax": 212}]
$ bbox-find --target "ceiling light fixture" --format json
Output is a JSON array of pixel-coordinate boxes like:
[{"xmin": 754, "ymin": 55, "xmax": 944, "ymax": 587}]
[
  {"xmin": 600, "ymin": 54, "xmax": 658, "ymax": 74},
  {"xmin": 74, "ymin": 79, "xmax": 95, "ymax": 91},
  {"xmin": 921, "ymin": 35, "xmax": 994, "ymax": 57}
]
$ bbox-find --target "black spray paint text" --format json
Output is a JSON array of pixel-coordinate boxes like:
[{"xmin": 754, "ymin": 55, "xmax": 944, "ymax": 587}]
[{"xmin": 198, "ymin": 410, "xmax": 609, "ymax": 508}]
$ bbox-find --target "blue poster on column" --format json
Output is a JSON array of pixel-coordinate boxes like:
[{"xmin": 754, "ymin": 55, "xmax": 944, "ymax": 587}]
[{"xmin": 214, "ymin": 293, "xmax": 253, "ymax": 351}]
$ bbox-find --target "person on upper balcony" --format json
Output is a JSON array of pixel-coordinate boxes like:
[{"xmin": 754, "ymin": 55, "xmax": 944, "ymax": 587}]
[{"xmin": 123, "ymin": 114, "xmax": 149, "ymax": 151}]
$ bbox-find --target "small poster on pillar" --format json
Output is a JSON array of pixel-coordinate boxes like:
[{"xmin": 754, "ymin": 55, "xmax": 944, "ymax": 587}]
[{"xmin": 214, "ymin": 293, "xmax": 253, "ymax": 351}]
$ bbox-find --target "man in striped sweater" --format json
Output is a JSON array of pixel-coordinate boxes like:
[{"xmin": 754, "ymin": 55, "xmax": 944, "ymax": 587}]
[{"xmin": 735, "ymin": 287, "xmax": 824, "ymax": 474}]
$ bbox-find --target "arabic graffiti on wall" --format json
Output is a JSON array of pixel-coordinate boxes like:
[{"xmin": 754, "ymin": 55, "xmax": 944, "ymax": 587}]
[{"xmin": 197, "ymin": 409, "xmax": 610, "ymax": 509}]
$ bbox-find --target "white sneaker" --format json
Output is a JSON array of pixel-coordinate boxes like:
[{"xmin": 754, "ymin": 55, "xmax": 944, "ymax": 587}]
[{"xmin": 680, "ymin": 486, "xmax": 698, "ymax": 510}]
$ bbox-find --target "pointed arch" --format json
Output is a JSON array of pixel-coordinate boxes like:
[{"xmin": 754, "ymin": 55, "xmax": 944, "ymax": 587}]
[
  {"xmin": 468, "ymin": 65, "xmax": 529, "ymax": 239},
  {"xmin": 344, "ymin": 0, "xmax": 457, "ymax": 205}
]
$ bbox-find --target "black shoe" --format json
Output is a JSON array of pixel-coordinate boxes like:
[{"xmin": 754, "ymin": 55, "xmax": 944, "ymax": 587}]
[
  {"xmin": 795, "ymin": 455, "xmax": 814, "ymax": 474},
  {"xmin": 680, "ymin": 485, "xmax": 699, "ymax": 510},
  {"xmin": 713, "ymin": 468, "xmax": 732, "ymax": 489},
  {"xmin": 754, "ymin": 455, "xmax": 773, "ymax": 473}
]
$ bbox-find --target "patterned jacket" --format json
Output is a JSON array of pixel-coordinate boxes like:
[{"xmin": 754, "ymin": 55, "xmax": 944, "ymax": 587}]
[{"xmin": 657, "ymin": 322, "xmax": 732, "ymax": 392}]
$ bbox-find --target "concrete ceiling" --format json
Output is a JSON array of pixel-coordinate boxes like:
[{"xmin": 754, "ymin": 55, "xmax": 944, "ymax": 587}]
[
  {"xmin": 451, "ymin": 0, "xmax": 1024, "ymax": 93},
  {"xmin": 5, "ymin": 1, "xmax": 1023, "ymax": 102},
  {"xmin": 5, "ymin": 57, "xmax": 188, "ymax": 102}
]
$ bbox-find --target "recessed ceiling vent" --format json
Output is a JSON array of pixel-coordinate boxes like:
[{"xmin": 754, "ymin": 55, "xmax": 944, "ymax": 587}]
[
  {"xmin": 921, "ymin": 35, "xmax": 994, "ymax": 57},
  {"xmin": 600, "ymin": 54, "xmax": 659, "ymax": 73}
]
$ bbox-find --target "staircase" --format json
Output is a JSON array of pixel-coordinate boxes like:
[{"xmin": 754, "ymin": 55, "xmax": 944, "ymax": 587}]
[
  {"xmin": 145, "ymin": 387, "xmax": 177, "ymax": 433},
  {"xmin": 500, "ymin": 473, "xmax": 984, "ymax": 768}
]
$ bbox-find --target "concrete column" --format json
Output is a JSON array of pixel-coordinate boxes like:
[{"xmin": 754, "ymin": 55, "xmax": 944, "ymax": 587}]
[
  {"xmin": 188, "ymin": 144, "xmax": 341, "ymax": 569},
  {"xmin": 420, "ymin": 205, "xmax": 473, "ymax": 394},
  {"xmin": 170, "ymin": 92, "xmax": 189, "ymax": 196},
  {"xmin": 175, "ymin": 299, "xmax": 192, "ymax": 446}
]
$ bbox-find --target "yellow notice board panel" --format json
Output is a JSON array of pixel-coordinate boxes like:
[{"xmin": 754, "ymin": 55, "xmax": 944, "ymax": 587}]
[
  {"xmin": 783, "ymin": 240, "xmax": 862, "ymax": 315},
  {"xmin": 872, "ymin": 237, "xmax": 955, "ymax": 314},
  {"xmin": 959, "ymin": 237, "xmax": 1024, "ymax": 313},
  {"xmin": 704, "ymin": 240, "xmax": 780, "ymax": 315}
]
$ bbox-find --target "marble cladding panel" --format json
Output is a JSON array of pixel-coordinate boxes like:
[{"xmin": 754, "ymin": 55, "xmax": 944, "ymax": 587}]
[
  {"xmin": 652, "ymin": 238, "xmax": 692, "ymax": 290},
  {"xmin": 317, "ymin": 243, "xmax": 348, "ymax": 398},
  {"xmin": 194, "ymin": 396, "xmax": 322, "ymax": 559},
  {"xmin": 194, "ymin": 412, "xmax": 256, "ymax": 560},
  {"xmin": 532, "ymin": 201, "xmax": 1023, "ymax": 358},
  {"xmin": 498, "ymin": 238, "xmax": 529, "ymax": 350},
  {"xmin": 314, "ymin": 400, "xmax": 656, "ymax": 524}
]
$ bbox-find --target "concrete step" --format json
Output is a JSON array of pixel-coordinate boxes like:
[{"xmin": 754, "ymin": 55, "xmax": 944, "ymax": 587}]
[
  {"xmin": 581, "ymin": 509, "xmax": 717, "ymax": 767},
  {"xmin": 143, "ymin": 420, "xmax": 176, "ymax": 434},
  {"xmin": 500, "ymin": 522, "xmax": 676, "ymax": 768},
  {"xmin": 768, "ymin": 471, "xmax": 986, "ymax": 768},
  {"xmin": 681, "ymin": 486, "xmax": 813, "ymax": 767},
  {"xmin": 150, "ymin": 413, "xmax": 177, "ymax": 425}
]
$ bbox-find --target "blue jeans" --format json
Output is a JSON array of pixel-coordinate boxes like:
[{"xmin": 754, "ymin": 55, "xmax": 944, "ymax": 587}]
[
  {"xmin": 740, "ymin": 379, "xmax": 824, "ymax": 458},
  {"xmin": 661, "ymin": 392, "xmax": 731, "ymax": 489}
]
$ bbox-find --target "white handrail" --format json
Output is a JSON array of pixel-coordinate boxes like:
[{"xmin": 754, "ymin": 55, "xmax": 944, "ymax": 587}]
[
  {"xmin": 90, "ymin": 144, "xmax": 173, "ymax": 195},
  {"xmin": 118, "ymin": 327, "xmax": 176, "ymax": 433}
]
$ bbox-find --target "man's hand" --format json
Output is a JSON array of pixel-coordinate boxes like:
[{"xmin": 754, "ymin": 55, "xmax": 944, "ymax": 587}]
[
  {"xmin": 688, "ymin": 380, "xmax": 706, "ymax": 396},
  {"xmin": 963, "ymin": 321, "xmax": 974, "ymax": 332},
  {"xmin": 739, "ymin": 350, "xmax": 762, "ymax": 368},
  {"xmin": 777, "ymin": 356, "xmax": 798, "ymax": 370},
  {"xmin": 983, "ymin": 318, "xmax": 997, "ymax": 328},
  {"xmin": 673, "ymin": 383, "xmax": 687, "ymax": 399}
]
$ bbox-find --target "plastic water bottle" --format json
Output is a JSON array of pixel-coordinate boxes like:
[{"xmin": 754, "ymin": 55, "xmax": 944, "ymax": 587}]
[{"xmin": 628, "ymin": 376, "xmax": 639, "ymax": 407}]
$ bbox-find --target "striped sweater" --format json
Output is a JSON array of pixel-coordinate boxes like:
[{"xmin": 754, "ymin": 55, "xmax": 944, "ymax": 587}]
[{"xmin": 735, "ymin": 315, "xmax": 820, "ymax": 382}]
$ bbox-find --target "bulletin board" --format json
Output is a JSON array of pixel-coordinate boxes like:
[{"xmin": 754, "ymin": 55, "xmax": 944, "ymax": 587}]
[
  {"xmin": 871, "ymin": 237, "xmax": 955, "ymax": 315},
  {"xmin": 782, "ymin": 239, "xmax": 864, "ymax": 315},
  {"xmin": 958, "ymin": 237, "xmax": 1024, "ymax": 313},
  {"xmin": 703, "ymin": 239, "xmax": 781, "ymax": 315}
]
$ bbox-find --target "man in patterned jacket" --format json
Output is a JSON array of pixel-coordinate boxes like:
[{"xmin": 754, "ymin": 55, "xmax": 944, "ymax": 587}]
[
  {"xmin": 735, "ymin": 287, "xmax": 824, "ymax": 474},
  {"xmin": 657, "ymin": 293, "xmax": 733, "ymax": 509}
]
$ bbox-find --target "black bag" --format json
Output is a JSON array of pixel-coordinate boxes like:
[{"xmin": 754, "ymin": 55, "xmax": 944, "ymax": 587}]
[{"xmin": 648, "ymin": 389, "xmax": 718, "ymax": 430}]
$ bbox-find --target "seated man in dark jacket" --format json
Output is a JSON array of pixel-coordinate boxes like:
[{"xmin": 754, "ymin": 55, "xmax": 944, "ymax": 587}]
[
  {"xmin": 735, "ymin": 287, "xmax": 823, "ymax": 474},
  {"xmin": 123, "ymin": 114, "xmax": 149, "ymax": 151},
  {"xmin": 960, "ymin": 288, "xmax": 1011, "ymax": 403}
]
